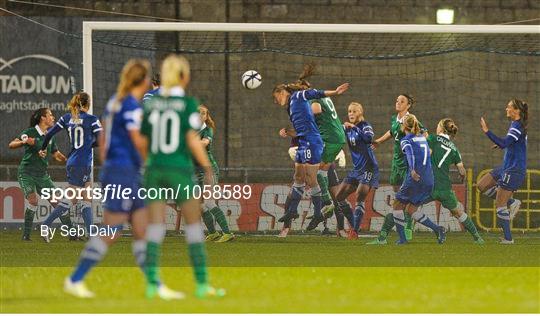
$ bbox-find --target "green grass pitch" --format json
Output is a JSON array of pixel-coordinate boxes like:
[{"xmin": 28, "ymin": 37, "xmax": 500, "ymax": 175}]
[{"xmin": 1, "ymin": 230, "xmax": 539, "ymax": 313}]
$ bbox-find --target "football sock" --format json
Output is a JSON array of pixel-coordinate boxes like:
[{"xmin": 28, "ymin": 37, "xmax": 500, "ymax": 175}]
[
  {"xmin": 23, "ymin": 203, "xmax": 37, "ymax": 237},
  {"xmin": 458, "ymin": 213, "xmax": 481, "ymax": 239},
  {"xmin": 496, "ymin": 207, "xmax": 512, "ymax": 241},
  {"xmin": 335, "ymin": 207, "xmax": 345, "ymax": 230},
  {"xmin": 80, "ymin": 201, "xmax": 93, "ymax": 236},
  {"xmin": 353, "ymin": 202, "xmax": 365, "ymax": 232},
  {"xmin": 288, "ymin": 183, "xmax": 305, "ymax": 215},
  {"xmin": 405, "ymin": 212, "xmax": 413, "ymax": 231},
  {"xmin": 392, "ymin": 210, "xmax": 407, "ymax": 242},
  {"xmin": 483, "ymin": 186, "xmax": 497, "ymax": 199},
  {"xmin": 378, "ymin": 213, "xmax": 395, "ymax": 241},
  {"xmin": 310, "ymin": 185, "xmax": 323, "ymax": 217},
  {"xmin": 71, "ymin": 236, "xmax": 108, "ymax": 282},
  {"xmin": 43, "ymin": 199, "xmax": 71, "ymax": 227},
  {"xmin": 411, "ymin": 210, "xmax": 439, "ymax": 232},
  {"xmin": 185, "ymin": 222, "xmax": 208, "ymax": 285},
  {"xmin": 337, "ymin": 201, "xmax": 354, "ymax": 228},
  {"xmin": 507, "ymin": 198, "xmax": 516, "ymax": 208},
  {"xmin": 144, "ymin": 223, "xmax": 166, "ymax": 286},
  {"xmin": 317, "ymin": 170, "xmax": 332, "ymax": 205},
  {"xmin": 210, "ymin": 206, "xmax": 230, "ymax": 234},
  {"xmin": 202, "ymin": 210, "xmax": 216, "ymax": 234},
  {"xmin": 132, "ymin": 239, "xmax": 162, "ymax": 286}
]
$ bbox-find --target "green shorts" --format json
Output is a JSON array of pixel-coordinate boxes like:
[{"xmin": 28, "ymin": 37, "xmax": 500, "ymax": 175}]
[
  {"xmin": 389, "ymin": 162, "xmax": 407, "ymax": 186},
  {"xmin": 431, "ymin": 189, "xmax": 459, "ymax": 211},
  {"xmin": 17, "ymin": 172, "xmax": 54, "ymax": 198},
  {"xmin": 322, "ymin": 142, "xmax": 344, "ymax": 164},
  {"xmin": 193, "ymin": 165, "xmax": 219, "ymax": 186},
  {"xmin": 144, "ymin": 166, "xmax": 194, "ymax": 204}
]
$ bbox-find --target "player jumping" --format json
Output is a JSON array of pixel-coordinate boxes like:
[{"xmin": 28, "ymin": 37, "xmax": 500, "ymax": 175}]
[
  {"xmin": 480, "ymin": 99, "xmax": 528, "ymax": 244},
  {"xmin": 272, "ymin": 76, "xmax": 349, "ymax": 234}
]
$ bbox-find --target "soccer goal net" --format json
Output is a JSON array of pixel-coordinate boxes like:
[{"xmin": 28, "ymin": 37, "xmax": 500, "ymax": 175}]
[{"xmin": 82, "ymin": 22, "xmax": 539, "ymax": 233}]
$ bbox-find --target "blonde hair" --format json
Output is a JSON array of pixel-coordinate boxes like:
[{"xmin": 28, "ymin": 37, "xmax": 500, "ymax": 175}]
[
  {"xmin": 67, "ymin": 92, "xmax": 89, "ymax": 123},
  {"xmin": 348, "ymin": 102, "xmax": 363, "ymax": 112},
  {"xmin": 438, "ymin": 118, "xmax": 458, "ymax": 138},
  {"xmin": 116, "ymin": 59, "xmax": 150, "ymax": 102},
  {"xmin": 160, "ymin": 54, "xmax": 190, "ymax": 96},
  {"xmin": 402, "ymin": 114, "xmax": 420, "ymax": 135}
]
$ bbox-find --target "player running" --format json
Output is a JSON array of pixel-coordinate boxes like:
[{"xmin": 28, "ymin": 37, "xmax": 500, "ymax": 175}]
[
  {"xmin": 427, "ymin": 118, "xmax": 483, "ymax": 243},
  {"xmin": 368, "ymin": 94, "xmax": 420, "ymax": 244},
  {"xmin": 39, "ymin": 92, "xmax": 101, "ymax": 240},
  {"xmin": 480, "ymin": 99, "xmax": 528, "ymax": 244},
  {"xmin": 8, "ymin": 108, "xmax": 68, "ymax": 241},
  {"xmin": 197, "ymin": 104, "xmax": 234, "ymax": 243},
  {"xmin": 65, "ymin": 59, "xmax": 181, "ymax": 300},
  {"xmin": 272, "ymin": 77, "xmax": 349, "ymax": 233},
  {"xmin": 141, "ymin": 54, "xmax": 225, "ymax": 298},
  {"xmin": 393, "ymin": 114, "xmax": 445, "ymax": 244},
  {"xmin": 334, "ymin": 102, "xmax": 379, "ymax": 240}
]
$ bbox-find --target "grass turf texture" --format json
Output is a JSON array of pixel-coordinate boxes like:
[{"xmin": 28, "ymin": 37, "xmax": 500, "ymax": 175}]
[{"xmin": 1, "ymin": 231, "xmax": 539, "ymax": 313}]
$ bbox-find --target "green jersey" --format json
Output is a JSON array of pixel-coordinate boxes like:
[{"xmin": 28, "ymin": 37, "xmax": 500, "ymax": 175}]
[
  {"xmin": 141, "ymin": 94, "xmax": 201, "ymax": 170},
  {"xmin": 390, "ymin": 113, "xmax": 424, "ymax": 170},
  {"xmin": 311, "ymin": 97, "xmax": 346, "ymax": 145},
  {"xmin": 17, "ymin": 125, "xmax": 58, "ymax": 177},
  {"xmin": 197, "ymin": 124, "xmax": 218, "ymax": 168},
  {"xmin": 427, "ymin": 134, "xmax": 462, "ymax": 191}
]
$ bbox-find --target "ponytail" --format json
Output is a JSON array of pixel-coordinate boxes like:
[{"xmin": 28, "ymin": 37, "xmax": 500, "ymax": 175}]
[
  {"xmin": 67, "ymin": 92, "xmax": 90, "ymax": 123},
  {"xmin": 116, "ymin": 59, "xmax": 150, "ymax": 102},
  {"xmin": 438, "ymin": 118, "xmax": 459, "ymax": 138},
  {"xmin": 273, "ymin": 62, "xmax": 316, "ymax": 94}
]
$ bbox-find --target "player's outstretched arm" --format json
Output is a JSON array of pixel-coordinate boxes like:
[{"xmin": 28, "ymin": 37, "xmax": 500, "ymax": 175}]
[
  {"xmin": 372, "ymin": 130, "xmax": 391, "ymax": 149},
  {"xmin": 480, "ymin": 117, "xmax": 517, "ymax": 149},
  {"xmin": 52, "ymin": 150, "xmax": 67, "ymax": 162},
  {"xmin": 323, "ymin": 83, "xmax": 349, "ymax": 97}
]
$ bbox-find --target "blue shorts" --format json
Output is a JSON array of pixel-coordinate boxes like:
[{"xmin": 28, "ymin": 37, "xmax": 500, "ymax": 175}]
[
  {"xmin": 343, "ymin": 168, "xmax": 379, "ymax": 188},
  {"xmin": 295, "ymin": 138, "xmax": 323, "ymax": 165},
  {"xmin": 395, "ymin": 176, "xmax": 433, "ymax": 206},
  {"xmin": 100, "ymin": 165, "xmax": 144, "ymax": 213},
  {"xmin": 490, "ymin": 165, "xmax": 503, "ymax": 181},
  {"xmin": 66, "ymin": 165, "xmax": 92, "ymax": 187},
  {"xmin": 490, "ymin": 165, "xmax": 525, "ymax": 191},
  {"xmin": 497, "ymin": 170, "xmax": 526, "ymax": 192}
]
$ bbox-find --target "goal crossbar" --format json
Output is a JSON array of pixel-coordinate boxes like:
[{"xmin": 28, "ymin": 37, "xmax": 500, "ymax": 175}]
[{"xmin": 82, "ymin": 22, "xmax": 539, "ymax": 111}]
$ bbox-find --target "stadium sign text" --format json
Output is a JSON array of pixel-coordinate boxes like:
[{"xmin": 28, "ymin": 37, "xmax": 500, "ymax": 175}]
[{"xmin": 0, "ymin": 55, "xmax": 75, "ymax": 95}]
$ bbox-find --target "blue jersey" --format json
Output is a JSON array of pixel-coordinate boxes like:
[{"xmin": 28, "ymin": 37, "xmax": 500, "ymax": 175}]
[
  {"xmin": 287, "ymin": 89, "xmax": 326, "ymax": 141},
  {"xmin": 345, "ymin": 121, "xmax": 378, "ymax": 172},
  {"xmin": 41, "ymin": 112, "xmax": 101, "ymax": 167},
  {"xmin": 400, "ymin": 134, "xmax": 433, "ymax": 186},
  {"xmin": 486, "ymin": 120, "xmax": 527, "ymax": 174},
  {"xmin": 102, "ymin": 94, "xmax": 143, "ymax": 169}
]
